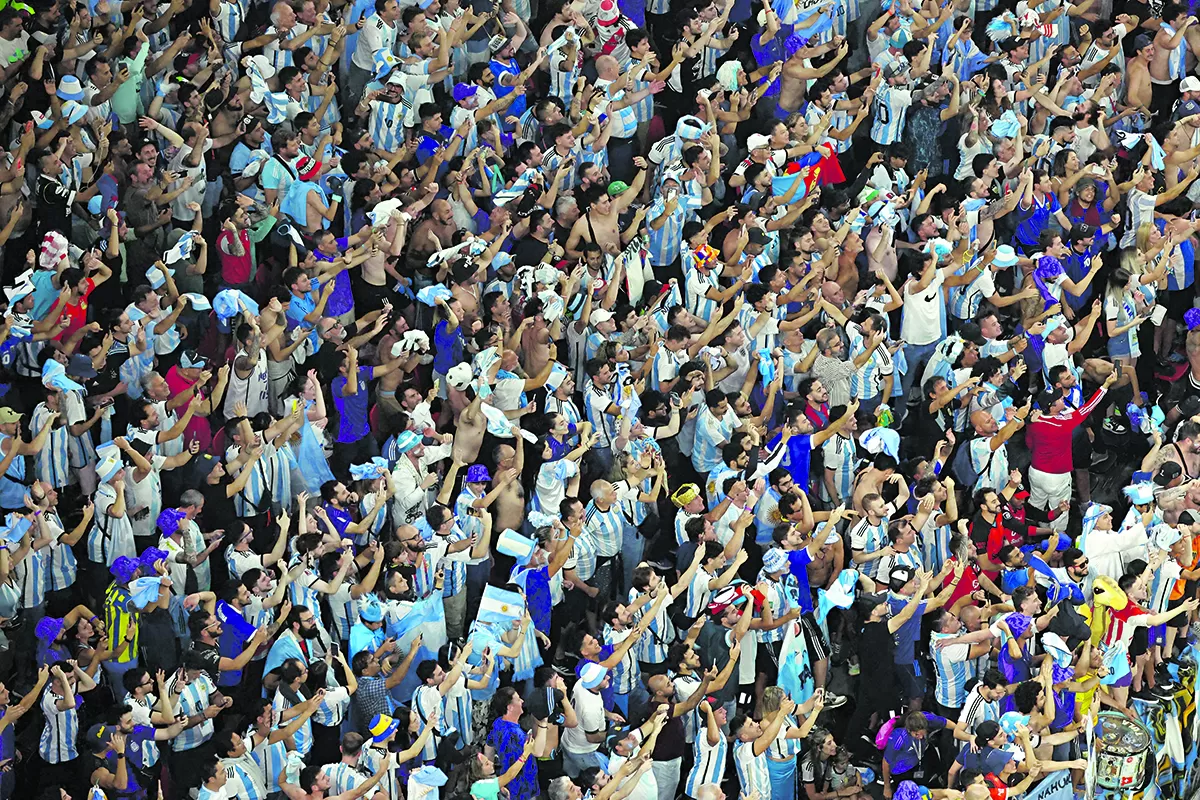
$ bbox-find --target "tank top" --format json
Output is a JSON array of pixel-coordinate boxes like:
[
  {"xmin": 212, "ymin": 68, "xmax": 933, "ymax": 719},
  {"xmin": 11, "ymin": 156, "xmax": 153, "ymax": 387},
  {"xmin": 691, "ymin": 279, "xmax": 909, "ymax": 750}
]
[
  {"xmin": 0, "ymin": 433, "xmax": 25, "ymax": 509},
  {"xmin": 224, "ymin": 349, "xmax": 270, "ymax": 419}
]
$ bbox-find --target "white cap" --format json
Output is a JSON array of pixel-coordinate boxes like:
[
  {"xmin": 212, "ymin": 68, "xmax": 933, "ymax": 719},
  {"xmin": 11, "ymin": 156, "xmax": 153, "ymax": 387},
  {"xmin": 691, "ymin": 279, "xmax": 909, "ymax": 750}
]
[
  {"xmin": 590, "ymin": 309, "xmax": 614, "ymax": 325},
  {"xmin": 1183, "ymin": 76, "xmax": 1200, "ymax": 93},
  {"xmin": 746, "ymin": 133, "xmax": 771, "ymax": 151}
]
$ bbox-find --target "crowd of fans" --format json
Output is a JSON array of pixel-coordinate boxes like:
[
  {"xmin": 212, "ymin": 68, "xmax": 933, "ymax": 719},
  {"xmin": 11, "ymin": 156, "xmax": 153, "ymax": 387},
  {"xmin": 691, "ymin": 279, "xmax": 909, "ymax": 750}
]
[{"xmin": 1, "ymin": 0, "xmax": 1200, "ymax": 799}]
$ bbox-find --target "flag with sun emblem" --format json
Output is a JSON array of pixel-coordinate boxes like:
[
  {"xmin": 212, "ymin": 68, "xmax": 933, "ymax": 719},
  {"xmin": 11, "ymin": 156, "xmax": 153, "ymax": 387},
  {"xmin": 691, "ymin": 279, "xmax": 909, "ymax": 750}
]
[{"xmin": 479, "ymin": 586, "xmax": 526, "ymax": 625}]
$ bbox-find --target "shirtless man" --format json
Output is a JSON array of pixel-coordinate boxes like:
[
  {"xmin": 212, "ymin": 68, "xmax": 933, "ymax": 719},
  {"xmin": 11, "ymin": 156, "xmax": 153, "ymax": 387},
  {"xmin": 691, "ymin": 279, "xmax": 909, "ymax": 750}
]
[
  {"xmin": 407, "ymin": 199, "xmax": 458, "ymax": 274},
  {"xmin": 564, "ymin": 158, "xmax": 650, "ymax": 257},
  {"xmin": 449, "ymin": 388, "xmax": 487, "ymax": 465},
  {"xmin": 1158, "ymin": 420, "xmax": 1200, "ymax": 481},
  {"xmin": 491, "ymin": 437, "xmax": 526, "ymax": 533},
  {"xmin": 779, "ymin": 37, "xmax": 849, "ymax": 114},
  {"xmin": 1127, "ymin": 34, "xmax": 1155, "ymax": 112},
  {"xmin": 518, "ymin": 306, "xmax": 560, "ymax": 378},
  {"xmin": 1151, "ymin": 6, "xmax": 1196, "ymax": 87},
  {"xmin": 851, "ymin": 464, "xmax": 910, "ymax": 515}
]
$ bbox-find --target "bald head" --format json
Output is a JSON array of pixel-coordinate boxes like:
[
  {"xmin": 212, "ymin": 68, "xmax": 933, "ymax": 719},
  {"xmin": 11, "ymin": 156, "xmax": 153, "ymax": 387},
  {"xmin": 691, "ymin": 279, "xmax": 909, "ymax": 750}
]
[{"xmin": 595, "ymin": 55, "xmax": 618, "ymax": 78}]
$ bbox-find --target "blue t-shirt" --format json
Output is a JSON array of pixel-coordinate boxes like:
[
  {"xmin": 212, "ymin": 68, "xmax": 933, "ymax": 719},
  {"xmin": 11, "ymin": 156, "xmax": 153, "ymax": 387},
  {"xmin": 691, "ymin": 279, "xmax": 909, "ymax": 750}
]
[
  {"xmin": 884, "ymin": 713, "xmax": 946, "ymax": 774},
  {"xmin": 772, "ymin": 432, "xmax": 813, "ymax": 493},
  {"xmin": 332, "ymin": 365, "xmax": 374, "ymax": 443},
  {"xmin": 887, "ymin": 594, "xmax": 927, "ymax": 665},
  {"xmin": 434, "ymin": 320, "xmax": 463, "ymax": 374},
  {"xmin": 786, "ymin": 548, "xmax": 815, "ymax": 614},
  {"xmin": 1015, "ymin": 193, "xmax": 1061, "ymax": 247}
]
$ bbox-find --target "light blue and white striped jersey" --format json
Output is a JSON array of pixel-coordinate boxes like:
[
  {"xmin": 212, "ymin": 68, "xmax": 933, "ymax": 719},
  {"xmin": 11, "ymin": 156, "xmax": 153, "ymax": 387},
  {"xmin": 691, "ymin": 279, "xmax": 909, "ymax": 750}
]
[
  {"xmin": 649, "ymin": 345, "xmax": 688, "ymax": 393},
  {"xmin": 968, "ymin": 438, "xmax": 1008, "ymax": 492},
  {"xmin": 45, "ymin": 512, "xmax": 76, "ymax": 592},
  {"xmin": 921, "ymin": 513, "xmax": 952, "ymax": 576},
  {"xmin": 755, "ymin": 572, "xmax": 797, "ymax": 644},
  {"xmin": 14, "ymin": 543, "xmax": 46, "ymax": 608},
  {"xmin": 646, "ymin": 197, "xmax": 686, "ymax": 268},
  {"xmin": 367, "ymin": 98, "xmax": 406, "ymax": 154},
  {"xmin": 312, "ymin": 685, "xmax": 350, "ymax": 727},
  {"xmin": 549, "ymin": 51, "xmax": 581, "ymax": 105},
  {"xmin": 224, "ymin": 753, "xmax": 268, "ymax": 800},
  {"xmin": 684, "ymin": 567, "xmax": 716, "ymax": 618},
  {"xmin": 271, "ymin": 688, "xmax": 313, "ymax": 755},
  {"xmin": 445, "ymin": 674, "xmax": 474, "ymax": 746},
  {"xmin": 227, "ymin": 445, "xmax": 269, "ymax": 519},
  {"xmin": 595, "ymin": 79, "xmax": 639, "ymax": 139},
  {"xmin": 627, "ymin": 65, "xmax": 654, "ymax": 124},
  {"xmin": 684, "ymin": 265, "xmax": 722, "ymax": 320},
  {"xmin": 63, "ymin": 392, "xmax": 96, "ymax": 470},
  {"xmin": 870, "ymin": 85, "xmax": 914, "ymax": 146},
  {"xmin": 930, "ymin": 631, "xmax": 971, "ymax": 709},
  {"xmin": 324, "ymin": 761, "xmax": 372, "ymax": 797},
  {"xmin": 584, "ymin": 498, "xmax": 628, "ymax": 558},
  {"xmin": 602, "ymin": 624, "xmax": 639, "ymax": 695},
  {"xmin": 412, "ymin": 683, "xmax": 446, "ymax": 762},
  {"xmin": 734, "ymin": 739, "xmax": 771, "ymax": 799},
  {"xmin": 213, "ymin": 0, "xmax": 248, "ymax": 43},
  {"xmin": 247, "ymin": 726, "xmax": 289, "ymax": 794},
  {"xmin": 847, "ymin": 325, "xmax": 893, "ymax": 401},
  {"xmin": 31, "ymin": 403, "xmax": 69, "ymax": 488},
  {"xmin": 39, "ymin": 687, "xmax": 79, "ymax": 764},
  {"xmin": 768, "ymin": 713, "xmax": 804, "ymax": 758},
  {"xmin": 692, "ymin": 407, "xmax": 738, "ymax": 474},
  {"xmin": 629, "ymin": 589, "xmax": 671, "ymax": 664},
  {"xmin": 584, "ymin": 385, "xmax": 620, "ymax": 451},
  {"xmin": 168, "ymin": 672, "xmax": 217, "ymax": 751},
  {"xmin": 848, "ymin": 517, "xmax": 888, "ymax": 581},
  {"xmin": 263, "ymin": 27, "xmax": 297, "ymax": 70},
  {"xmin": 361, "ymin": 746, "xmax": 402, "ymax": 800},
  {"xmin": 684, "ymin": 727, "xmax": 728, "ymax": 797},
  {"xmin": 288, "ymin": 567, "xmax": 323, "ymax": 618},
  {"xmin": 567, "ymin": 531, "xmax": 598, "ymax": 582},
  {"xmin": 89, "ymin": 483, "xmax": 136, "ymax": 566},
  {"xmin": 821, "ymin": 435, "xmax": 857, "ymax": 504}
]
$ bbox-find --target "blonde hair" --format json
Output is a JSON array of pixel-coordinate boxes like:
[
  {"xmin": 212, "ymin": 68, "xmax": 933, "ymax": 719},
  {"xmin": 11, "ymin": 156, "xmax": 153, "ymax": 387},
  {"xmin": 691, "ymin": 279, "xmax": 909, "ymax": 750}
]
[{"xmin": 761, "ymin": 686, "xmax": 787, "ymax": 713}]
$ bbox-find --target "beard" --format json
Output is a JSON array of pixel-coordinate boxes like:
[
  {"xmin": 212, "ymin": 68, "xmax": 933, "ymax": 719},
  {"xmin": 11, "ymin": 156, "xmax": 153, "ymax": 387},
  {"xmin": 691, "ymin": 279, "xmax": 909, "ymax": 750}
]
[{"xmin": 299, "ymin": 625, "xmax": 321, "ymax": 640}]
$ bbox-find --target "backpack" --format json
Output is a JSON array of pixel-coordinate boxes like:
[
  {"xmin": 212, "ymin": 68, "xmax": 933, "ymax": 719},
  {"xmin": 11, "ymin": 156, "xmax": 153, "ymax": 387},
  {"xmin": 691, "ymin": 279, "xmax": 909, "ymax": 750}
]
[
  {"xmin": 951, "ymin": 437, "xmax": 994, "ymax": 490},
  {"xmin": 874, "ymin": 715, "xmax": 899, "ymax": 750}
]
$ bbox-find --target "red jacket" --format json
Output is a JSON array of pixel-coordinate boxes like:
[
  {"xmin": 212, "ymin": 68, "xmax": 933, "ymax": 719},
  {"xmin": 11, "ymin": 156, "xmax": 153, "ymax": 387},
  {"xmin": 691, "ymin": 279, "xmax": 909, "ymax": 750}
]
[{"xmin": 1027, "ymin": 388, "xmax": 1107, "ymax": 474}]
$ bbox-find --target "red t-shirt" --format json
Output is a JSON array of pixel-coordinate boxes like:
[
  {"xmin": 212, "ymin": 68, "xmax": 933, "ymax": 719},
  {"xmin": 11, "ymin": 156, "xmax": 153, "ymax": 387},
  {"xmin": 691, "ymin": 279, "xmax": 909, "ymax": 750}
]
[
  {"xmin": 165, "ymin": 365, "xmax": 212, "ymax": 452},
  {"xmin": 56, "ymin": 277, "xmax": 94, "ymax": 342},
  {"xmin": 943, "ymin": 556, "xmax": 983, "ymax": 607}
]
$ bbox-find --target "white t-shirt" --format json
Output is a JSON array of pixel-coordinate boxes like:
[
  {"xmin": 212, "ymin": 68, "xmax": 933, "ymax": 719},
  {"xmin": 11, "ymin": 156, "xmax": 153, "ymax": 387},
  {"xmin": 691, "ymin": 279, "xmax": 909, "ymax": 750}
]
[
  {"xmin": 900, "ymin": 268, "xmax": 946, "ymax": 346},
  {"xmin": 561, "ymin": 684, "xmax": 605, "ymax": 754}
]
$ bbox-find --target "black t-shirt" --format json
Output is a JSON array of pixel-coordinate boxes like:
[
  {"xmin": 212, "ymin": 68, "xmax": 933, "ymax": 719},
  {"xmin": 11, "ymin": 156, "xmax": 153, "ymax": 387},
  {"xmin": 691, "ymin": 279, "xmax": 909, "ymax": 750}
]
[
  {"xmin": 201, "ymin": 478, "xmax": 239, "ymax": 533},
  {"xmin": 651, "ymin": 700, "xmax": 687, "ymax": 761},
  {"xmin": 527, "ymin": 686, "xmax": 566, "ymax": 724},
  {"xmin": 858, "ymin": 620, "xmax": 895, "ymax": 681},
  {"xmin": 513, "ymin": 235, "xmax": 550, "ymax": 267},
  {"xmin": 190, "ymin": 642, "xmax": 223, "ymax": 682}
]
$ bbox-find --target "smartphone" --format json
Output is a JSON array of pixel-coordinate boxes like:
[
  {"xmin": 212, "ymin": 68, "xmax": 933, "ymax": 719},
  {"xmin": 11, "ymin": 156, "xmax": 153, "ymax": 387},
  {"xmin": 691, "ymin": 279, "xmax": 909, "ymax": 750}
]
[{"xmin": 331, "ymin": 642, "xmax": 340, "ymax": 656}]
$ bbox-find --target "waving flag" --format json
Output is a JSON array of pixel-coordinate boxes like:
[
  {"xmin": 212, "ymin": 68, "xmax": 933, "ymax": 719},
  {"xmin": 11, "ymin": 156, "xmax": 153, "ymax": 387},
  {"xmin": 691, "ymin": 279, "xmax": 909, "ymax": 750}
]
[{"xmin": 478, "ymin": 586, "xmax": 525, "ymax": 625}]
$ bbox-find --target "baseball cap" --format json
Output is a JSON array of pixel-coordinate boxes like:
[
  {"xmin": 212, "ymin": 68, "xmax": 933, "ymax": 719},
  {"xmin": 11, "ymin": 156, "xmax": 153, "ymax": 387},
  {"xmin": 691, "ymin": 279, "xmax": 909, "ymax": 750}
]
[
  {"xmin": 1183, "ymin": 76, "xmax": 1200, "ymax": 93},
  {"xmin": 1155, "ymin": 461, "xmax": 1184, "ymax": 487},
  {"xmin": 607, "ymin": 181, "xmax": 631, "ymax": 196},
  {"xmin": 888, "ymin": 565, "xmax": 916, "ymax": 591},
  {"xmin": 0, "ymin": 408, "xmax": 22, "ymax": 424},
  {"xmin": 958, "ymin": 322, "xmax": 986, "ymax": 347},
  {"xmin": 746, "ymin": 133, "xmax": 771, "ymax": 151},
  {"xmin": 488, "ymin": 34, "xmax": 510, "ymax": 54},
  {"xmin": 747, "ymin": 228, "xmax": 769, "ymax": 246},
  {"xmin": 1134, "ymin": 33, "xmax": 1154, "ymax": 50},
  {"xmin": 590, "ymin": 309, "xmax": 615, "ymax": 325},
  {"xmin": 883, "ymin": 60, "xmax": 909, "ymax": 80},
  {"xmin": 452, "ymin": 83, "xmax": 478, "ymax": 103},
  {"xmin": 1068, "ymin": 223, "xmax": 1097, "ymax": 242}
]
